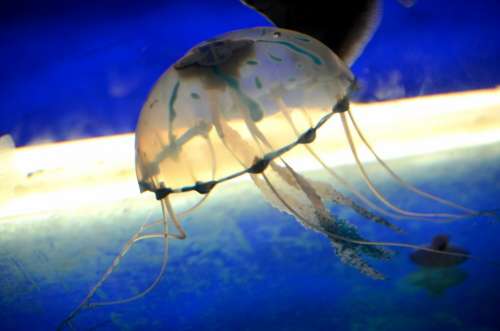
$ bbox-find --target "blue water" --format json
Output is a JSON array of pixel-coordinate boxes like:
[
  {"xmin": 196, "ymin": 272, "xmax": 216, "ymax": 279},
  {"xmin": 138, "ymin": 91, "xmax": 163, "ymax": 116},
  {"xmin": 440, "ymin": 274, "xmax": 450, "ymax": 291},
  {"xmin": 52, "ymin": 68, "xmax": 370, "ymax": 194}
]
[
  {"xmin": 1, "ymin": 1, "xmax": 500, "ymax": 330},
  {"xmin": 1, "ymin": 143, "xmax": 500, "ymax": 330},
  {"xmin": 0, "ymin": 0, "xmax": 499, "ymax": 145}
]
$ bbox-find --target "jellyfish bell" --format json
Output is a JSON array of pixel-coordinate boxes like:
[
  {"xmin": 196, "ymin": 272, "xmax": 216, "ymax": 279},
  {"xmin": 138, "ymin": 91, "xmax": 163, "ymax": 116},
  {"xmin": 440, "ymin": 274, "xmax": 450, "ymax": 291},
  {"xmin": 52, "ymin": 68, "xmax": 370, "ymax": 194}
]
[
  {"xmin": 135, "ymin": 27, "xmax": 355, "ymax": 198},
  {"xmin": 410, "ymin": 235, "xmax": 469, "ymax": 268}
]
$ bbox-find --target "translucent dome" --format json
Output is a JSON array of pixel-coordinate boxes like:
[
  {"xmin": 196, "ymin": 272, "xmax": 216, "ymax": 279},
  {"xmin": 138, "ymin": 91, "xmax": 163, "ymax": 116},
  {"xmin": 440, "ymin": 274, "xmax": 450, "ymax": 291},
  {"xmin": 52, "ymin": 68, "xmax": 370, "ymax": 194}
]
[{"xmin": 135, "ymin": 27, "xmax": 355, "ymax": 196}]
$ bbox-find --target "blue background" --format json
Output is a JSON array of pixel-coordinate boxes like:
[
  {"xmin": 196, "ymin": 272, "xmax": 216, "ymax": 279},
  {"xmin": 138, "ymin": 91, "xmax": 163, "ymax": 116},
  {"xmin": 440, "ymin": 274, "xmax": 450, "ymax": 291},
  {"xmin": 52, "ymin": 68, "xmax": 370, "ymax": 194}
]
[
  {"xmin": 1, "ymin": 0, "xmax": 499, "ymax": 146},
  {"xmin": 2, "ymin": 143, "xmax": 500, "ymax": 331},
  {"xmin": 1, "ymin": 1, "xmax": 500, "ymax": 330}
]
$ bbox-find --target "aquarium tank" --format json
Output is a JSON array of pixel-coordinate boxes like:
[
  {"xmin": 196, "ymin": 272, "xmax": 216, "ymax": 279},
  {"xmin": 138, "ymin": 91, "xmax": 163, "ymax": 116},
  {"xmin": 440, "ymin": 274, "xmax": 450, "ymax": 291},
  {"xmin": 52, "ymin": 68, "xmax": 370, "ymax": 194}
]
[{"xmin": 1, "ymin": 0, "xmax": 499, "ymax": 330}]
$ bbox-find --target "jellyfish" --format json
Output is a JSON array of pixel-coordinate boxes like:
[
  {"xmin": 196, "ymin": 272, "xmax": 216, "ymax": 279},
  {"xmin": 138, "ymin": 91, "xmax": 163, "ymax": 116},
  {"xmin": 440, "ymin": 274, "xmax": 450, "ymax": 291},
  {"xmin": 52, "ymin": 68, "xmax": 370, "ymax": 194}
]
[{"xmin": 58, "ymin": 27, "xmax": 490, "ymax": 329}]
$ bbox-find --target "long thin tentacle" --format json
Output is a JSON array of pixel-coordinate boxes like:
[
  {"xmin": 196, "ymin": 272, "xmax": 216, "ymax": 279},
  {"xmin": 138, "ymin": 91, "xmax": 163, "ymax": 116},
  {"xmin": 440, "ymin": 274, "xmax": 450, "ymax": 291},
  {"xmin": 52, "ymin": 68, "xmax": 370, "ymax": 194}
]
[
  {"xmin": 57, "ymin": 210, "xmax": 157, "ymax": 329},
  {"xmin": 90, "ymin": 204, "xmax": 170, "ymax": 307},
  {"xmin": 163, "ymin": 196, "xmax": 187, "ymax": 239},
  {"xmin": 57, "ymin": 195, "xmax": 190, "ymax": 329},
  {"xmin": 58, "ymin": 124, "xmax": 213, "ymax": 327},
  {"xmin": 347, "ymin": 109, "xmax": 479, "ymax": 215},
  {"xmin": 274, "ymin": 97, "xmax": 428, "ymax": 221},
  {"xmin": 176, "ymin": 135, "xmax": 218, "ymax": 218},
  {"xmin": 260, "ymin": 172, "xmax": 480, "ymax": 263},
  {"xmin": 91, "ymin": 196, "xmax": 188, "ymax": 307},
  {"xmin": 340, "ymin": 112, "xmax": 466, "ymax": 220},
  {"xmin": 211, "ymin": 96, "xmax": 497, "ymax": 269},
  {"xmin": 93, "ymin": 196, "xmax": 186, "ymax": 307}
]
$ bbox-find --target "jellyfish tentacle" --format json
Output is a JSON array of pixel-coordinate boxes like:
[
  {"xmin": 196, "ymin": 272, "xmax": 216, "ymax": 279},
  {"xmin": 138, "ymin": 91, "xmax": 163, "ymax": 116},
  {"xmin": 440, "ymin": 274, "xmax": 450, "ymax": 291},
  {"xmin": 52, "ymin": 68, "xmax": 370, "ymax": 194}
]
[
  {"xmin": 215, "ymin": 67, "xmax": 289, "ymax": 157},
  {"xmin": 158, "ymin": 93, "xmax": 332, "ymax": 197},
  {"xmin": 261, "ymin": 167, "xmax": 488, "ymax": 271},
  {"xmin": 325, "ymin": 234, "xmax": 500, "ymax": 269},
  {"xmin": 262, "ymin": 159, "xmax": 391, "ymax": 278},
  {"xmin": 89, "ymin": 216, "xmax": 170, "ymax": 308},
  {"xmin": 176, "ymin": 137, "xmax": 216, "ymax": 217},
  {"xmin": 57, "ymin": 210, "xmax": 167, "ymax": 329},
  {"xmin": 300, "ymin": 106, "xmax": 315, "ymax": 127},
  {"xmin": 208, "ymin": 101, "xmax": 484, "ymax": 275},
  {"xmin": 209, "ymin": 89, "xmax": 478, "ymax": 260},
  {"xmin": 207, "ymin": 91, "xmax": 454, "ymax": 224},
  {"xmin": 175, "ymin": 123, "xmax": 217, "ymax": 185},
  {"xmin": 208, "ymin": 93, "xmax": 256, "ymax": 169},
  {"xmin": 347, "ymin": 109, "xmax": 479, "ymax": 215},
  {"xmin": 210, "ymin": 98, "xmax": 293, "ymax": 185},
  {"xmin": 179, "ymin": 152, "xmax": 198, "ymax": 183},
  {"xmin": 282, "ymin": 162, "xmax": 328, "ymax": 214},
  {"xmin": 147, "ymin": 120, "xmax": 217, "ymax": 217},
  {"xmin": 273, "ymin": 97, "xmax": 410, "ymax": 227},
  {"xmin": 208, "ymin": 103, "xmax": 323, "ymax": 228},
  {"xmin": 304, "ymin": 142, "xmax": 418, "ymax": 219},
  {"xmin": 91, "ymin": 196, "xmax": 187, "ymax": 308},
  {"xmin": 143, "ymin": 194, "xmax": 208, "ymax": 230},
  {"xmin": 235, "ymin": 95, "xmax": 402, "ymax": 231},
  {"xmin": 274, "ymin": 96, "xmax": 392, "ymax": 216},
  {"xmin": 150, "ymin": 120, "xmax": 213, "ymax": 177},
  {"xmin": 230, "ymin": 91, "xmax": 268, "ymax": 154},
  {"xmin": 206, "ymin": 134, "xmax": 218, "ymax": 179},
  {"xmin": 274, "ymin": 96, "xmax": 443, "ymax": 222},
  {"xmin": 311, "ymin": 180, "xmax": 404, "ymax": 233},
  {"xmin": 270, "ymin": 168, "xmax": 499, "ymax": 268},
  {"xmin": 229, "ymin": 93, "xmax": 316, "ymax": 194},
  {"xmin": 173, "ymin": 135, "xmax": 218, "ymax": 218},
  {"xmin": 225, "ymin": 88, "xmax": 270, "ymax": 155},
  {"xmin": 279, "ymin": 163, "xmax": 393, "ymax": 260},
  {"xmin": 91, "ymin": 200, "xmax": 186, "ymax": 309},
  {"xmin": 211, "ymin": 66, "xmax": 267, "ymax": 154},
  {"xmin": 340, "ymin": 112, "xmax": 467, "ymax": 220},
  {"xmin": 163, "ymin": 196, "xmax": 187, "ymax": 239},
  {"xmin": 58, "ymin": 220, "xmax": 152, "ymax": 329},
  {"xmin": 58, "ymin": 196, "xmax": 190, "ymax": 329},
  {"xmin": 259, "ymin": 170, "xmax": 387, "ymax": 280},
  {"xmin": 177, "ymin": 195, "xmax": 209, "ymax": 219},
  {"xmin": 307, "ymin": 140, "xmax": 456, "ymax": 221}
]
